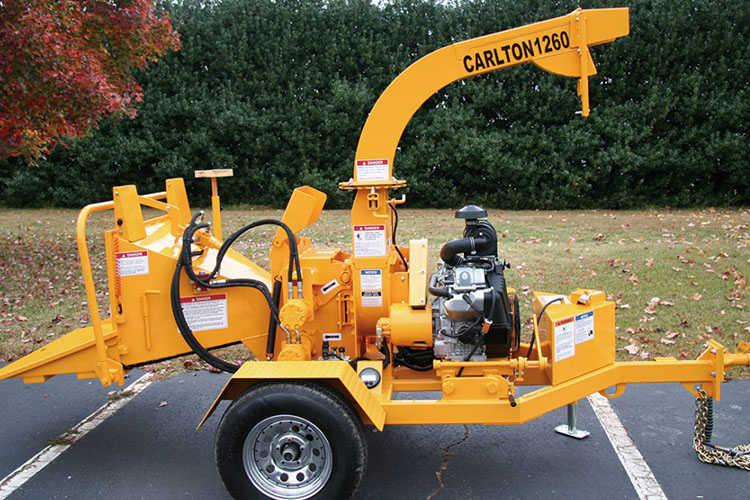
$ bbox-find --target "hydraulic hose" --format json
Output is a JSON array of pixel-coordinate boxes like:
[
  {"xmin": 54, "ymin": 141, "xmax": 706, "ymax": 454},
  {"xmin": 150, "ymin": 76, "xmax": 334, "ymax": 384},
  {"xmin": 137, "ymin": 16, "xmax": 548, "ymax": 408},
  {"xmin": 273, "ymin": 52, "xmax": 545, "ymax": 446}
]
[
  {"xmin": 171, "ymin": 212, "xmax": 298, "ymax": 373},
  {"xmin": 265, "ymin": 280, "xmax": 282, "ymax": 360},
  {"xmin": 201, "ymin": 217, "xmax": 301, "ymax": 298}
]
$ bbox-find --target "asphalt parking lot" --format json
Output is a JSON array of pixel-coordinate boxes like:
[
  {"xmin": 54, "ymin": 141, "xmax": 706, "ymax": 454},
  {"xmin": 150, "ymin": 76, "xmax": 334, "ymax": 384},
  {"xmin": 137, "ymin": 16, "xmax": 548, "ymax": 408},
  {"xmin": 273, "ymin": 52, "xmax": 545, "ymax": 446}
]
[{"xmin": 1, "ymin": 367, "xmax": 748, "ymax": 500}]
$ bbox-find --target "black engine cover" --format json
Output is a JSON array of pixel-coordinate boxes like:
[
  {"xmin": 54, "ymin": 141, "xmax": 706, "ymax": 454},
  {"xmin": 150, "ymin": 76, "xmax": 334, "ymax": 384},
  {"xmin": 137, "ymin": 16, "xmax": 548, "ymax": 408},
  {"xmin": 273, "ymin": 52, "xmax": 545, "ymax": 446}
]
[{"xmin": 483, "ymin": 264, "xmax": 514, "ymax": 357}]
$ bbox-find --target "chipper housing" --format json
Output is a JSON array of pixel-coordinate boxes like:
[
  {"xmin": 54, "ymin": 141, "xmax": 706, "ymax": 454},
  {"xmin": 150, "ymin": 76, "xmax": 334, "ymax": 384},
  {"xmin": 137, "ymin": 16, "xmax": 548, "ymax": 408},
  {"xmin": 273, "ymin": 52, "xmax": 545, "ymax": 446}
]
[{"xmin": 2, "ymin": 7, "xmax": 749, "ymax": 500}]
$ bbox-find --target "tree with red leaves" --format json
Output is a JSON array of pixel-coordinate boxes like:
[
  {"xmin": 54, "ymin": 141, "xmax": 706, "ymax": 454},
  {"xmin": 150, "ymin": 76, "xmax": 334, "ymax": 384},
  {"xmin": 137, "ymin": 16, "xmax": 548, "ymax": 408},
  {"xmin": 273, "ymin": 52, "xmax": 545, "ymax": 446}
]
[{"xmin": 0, "ymin": 0, "xmax": 180, "ymax": 160}]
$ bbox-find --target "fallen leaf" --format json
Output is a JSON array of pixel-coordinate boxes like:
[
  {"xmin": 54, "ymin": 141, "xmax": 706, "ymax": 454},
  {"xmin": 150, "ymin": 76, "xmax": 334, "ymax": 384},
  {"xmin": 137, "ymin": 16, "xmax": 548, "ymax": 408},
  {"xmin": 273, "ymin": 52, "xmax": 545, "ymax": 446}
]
[
  {"xmin": 660, "ymin": 338, "xmax": 677, "ymax": 345},
  {"xmin": 692, "ymin": 293, "xmax": 703, "ymax": 301},
  {"xmin": 624, "ymin": 344, "xmax": 640, "ymax": 355}
]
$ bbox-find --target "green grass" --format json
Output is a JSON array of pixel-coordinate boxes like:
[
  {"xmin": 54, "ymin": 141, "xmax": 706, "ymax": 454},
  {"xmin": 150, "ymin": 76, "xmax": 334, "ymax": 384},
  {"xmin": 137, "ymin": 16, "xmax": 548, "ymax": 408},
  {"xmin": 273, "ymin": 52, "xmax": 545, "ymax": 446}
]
[{"xmin": 1, "ymin": 206, "xmax": 748, "ymax": 377}]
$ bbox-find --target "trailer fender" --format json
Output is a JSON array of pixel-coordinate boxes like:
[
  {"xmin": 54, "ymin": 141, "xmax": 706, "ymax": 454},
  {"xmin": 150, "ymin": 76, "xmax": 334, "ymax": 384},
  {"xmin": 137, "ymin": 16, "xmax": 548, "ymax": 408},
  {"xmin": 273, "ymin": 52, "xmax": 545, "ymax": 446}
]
[{"xmin": 198, "ymin": 361, "xmax": 386, "ymax": 430}]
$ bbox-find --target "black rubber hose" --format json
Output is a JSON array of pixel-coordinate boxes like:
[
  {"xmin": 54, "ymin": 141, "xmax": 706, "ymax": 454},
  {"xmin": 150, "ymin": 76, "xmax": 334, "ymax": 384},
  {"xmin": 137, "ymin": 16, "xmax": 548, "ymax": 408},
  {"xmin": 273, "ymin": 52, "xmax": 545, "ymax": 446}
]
[
  {"xmin": 171, "ymin": 213, "xmax": 296, "ymax": 373},
  {"xmin": 380, "ymin": 342, "xmax": 391, "ymax": 369},
  {"xmin": 526, "ymin": 297, "xmax": 564, "ymax": 358},
  {"xmin": 428, "ymin": 273, "xmax": 450, "ymax": 298},
  {"xmin": 457, "ymin": 291, "xmax": 495, "ymax": 377},
  {"xmin": 206, "ymin": 218, "xmax": 300, "ymax": 287},
  {"xmin": 172, "ymin": 216, "xmax": 275, "ymax": 372},
  {"xmin": 388, "ymin": 203, "xmax": 409, "ymax": 271},
  {"xmin": 394, "ymin": 347, "xmax": 434, "ymax": 371},
  {"xmin": 397, "ymin": 357, "xmax": 433, "ymax": 371},
  {"xmin": 171, "ymin": 260, "xmax": 239, "ymax": 373},
  {"xmin": 265, "ymin": 280, "xmax": 282, "ymax": 359},
  {"xmin": 440, "ymin": 236, "xmax": 489, "ymax": 267},
  {"xmin": 179, "ymin": 220, "xmax": 281, "ymax": 311}
]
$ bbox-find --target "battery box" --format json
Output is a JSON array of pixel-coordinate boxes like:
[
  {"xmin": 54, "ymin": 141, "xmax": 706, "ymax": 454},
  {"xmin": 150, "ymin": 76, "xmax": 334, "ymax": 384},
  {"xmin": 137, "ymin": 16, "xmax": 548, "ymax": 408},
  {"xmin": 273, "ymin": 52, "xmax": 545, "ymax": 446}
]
[{"xmin": 533, "ymin": 289, "xmax": 615, "ymax": 385}]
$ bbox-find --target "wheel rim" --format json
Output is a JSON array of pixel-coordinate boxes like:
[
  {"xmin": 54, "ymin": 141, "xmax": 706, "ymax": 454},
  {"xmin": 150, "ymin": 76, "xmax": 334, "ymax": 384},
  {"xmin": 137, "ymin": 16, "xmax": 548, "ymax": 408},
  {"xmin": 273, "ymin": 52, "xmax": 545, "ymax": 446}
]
[{"xmin": 242, "ymin": 415, "xmax": 333, "ymax": 500}]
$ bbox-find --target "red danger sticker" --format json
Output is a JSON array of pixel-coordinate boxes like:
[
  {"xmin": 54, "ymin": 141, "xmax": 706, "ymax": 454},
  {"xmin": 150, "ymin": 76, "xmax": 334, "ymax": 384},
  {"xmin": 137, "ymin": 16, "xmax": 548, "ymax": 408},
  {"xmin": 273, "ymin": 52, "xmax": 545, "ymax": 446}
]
[
  {"xmin": 355, "ymin": 159, "xmax": 389, "ymax": 182},
  {"xmin": 180, "ymin": 294, "xmax": 228, "ymax": 331},
  {"xmin": 115, "ymin": 251, "xmax": 149, "ymax": 277},
  {"xmin": 180, "ymin": 294, "xmax": 226, "ymax": 303}
]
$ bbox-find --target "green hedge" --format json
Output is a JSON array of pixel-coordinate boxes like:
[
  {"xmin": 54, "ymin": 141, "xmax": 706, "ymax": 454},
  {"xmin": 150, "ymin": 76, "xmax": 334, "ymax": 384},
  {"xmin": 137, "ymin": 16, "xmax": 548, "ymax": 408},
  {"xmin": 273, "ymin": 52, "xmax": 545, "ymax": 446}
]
[{"xmin": 1, "ymin": 0, "xmax": 748, "ymax": 209}]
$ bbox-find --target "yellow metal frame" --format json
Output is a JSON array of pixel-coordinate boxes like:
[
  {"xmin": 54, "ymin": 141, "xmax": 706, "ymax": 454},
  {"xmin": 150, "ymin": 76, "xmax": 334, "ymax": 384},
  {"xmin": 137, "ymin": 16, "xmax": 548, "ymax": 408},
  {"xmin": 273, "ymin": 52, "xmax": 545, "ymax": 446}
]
[
  {"xmin": 78, "ymin": 189, "xmax": 173, "ymax": 386},
  {"xmin": 203, "ymin": 341, "xmax": 749, "ymax": 428}
]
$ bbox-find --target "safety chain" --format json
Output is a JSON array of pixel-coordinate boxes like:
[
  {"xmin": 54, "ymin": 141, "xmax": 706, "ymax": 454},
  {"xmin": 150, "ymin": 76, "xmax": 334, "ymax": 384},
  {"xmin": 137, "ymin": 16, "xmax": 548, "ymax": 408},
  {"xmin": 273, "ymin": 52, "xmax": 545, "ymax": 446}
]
[{"xmin": 693, "ymin": 387, "xmax": 750, "ymax": 470}]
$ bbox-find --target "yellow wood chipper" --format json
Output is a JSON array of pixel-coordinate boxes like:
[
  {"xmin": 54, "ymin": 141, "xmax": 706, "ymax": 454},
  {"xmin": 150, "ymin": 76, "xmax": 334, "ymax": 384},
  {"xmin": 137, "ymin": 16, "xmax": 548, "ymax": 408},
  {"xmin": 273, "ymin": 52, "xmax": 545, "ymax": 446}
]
[{"xmin": 2, "ymin": 8, "xmax": 749, "ymax": 500}]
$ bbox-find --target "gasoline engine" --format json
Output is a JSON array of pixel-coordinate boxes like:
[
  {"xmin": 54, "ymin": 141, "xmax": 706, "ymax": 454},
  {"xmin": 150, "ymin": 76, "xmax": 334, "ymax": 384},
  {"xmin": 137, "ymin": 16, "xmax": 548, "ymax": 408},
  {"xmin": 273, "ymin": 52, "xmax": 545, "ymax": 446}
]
[{"xmin": 394, "ymin": 205, "xmax": 521, "ymax": 370}]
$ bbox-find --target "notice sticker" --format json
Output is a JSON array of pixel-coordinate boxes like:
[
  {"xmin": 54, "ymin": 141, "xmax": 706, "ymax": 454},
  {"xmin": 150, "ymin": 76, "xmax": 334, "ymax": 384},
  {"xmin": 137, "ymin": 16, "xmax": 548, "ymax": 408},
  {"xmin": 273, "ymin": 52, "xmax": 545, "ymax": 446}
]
[
  {"xmin": 116, "ymin": 251, "xmax": 149, "ymax": 277},
  {"xmin": 575, "ymin": 311, "xmax": 595, "ymax": 344},
  {"xmin": 361, "ymin": 291, "xmax": 383, "ymax": 307},
  {"xmin": 321, "ymin": 279, "xmax": 340, "ymax": 295},
  {"xmin": 553, "ymin": 316, "xmax": 575, "ymax": 362},
  {"xmin": 353, "ymin": 225, "xmax": 386, "ymax": 257},
  {"xmin": 355, "ymin": 159, "xmax": 389, "ymax": 182},
  {"xmin": 360, "ymin": 269, "xmax": 382, "ymax": 290},
  {"xmin": 180, "ymin": 294, "xmax": 228, "ymax": 331},
  {"xmin": 323, "ymin": 333, "xmax": 342, "ymax": 342}
]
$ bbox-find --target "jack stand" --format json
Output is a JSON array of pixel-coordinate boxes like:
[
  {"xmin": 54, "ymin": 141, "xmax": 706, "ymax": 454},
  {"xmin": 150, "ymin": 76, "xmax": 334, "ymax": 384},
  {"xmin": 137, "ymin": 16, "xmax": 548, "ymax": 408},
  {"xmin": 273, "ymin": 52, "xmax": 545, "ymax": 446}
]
[{"xmin": 555, "ymin": 401, "xmax": 590, "ymax": 439}]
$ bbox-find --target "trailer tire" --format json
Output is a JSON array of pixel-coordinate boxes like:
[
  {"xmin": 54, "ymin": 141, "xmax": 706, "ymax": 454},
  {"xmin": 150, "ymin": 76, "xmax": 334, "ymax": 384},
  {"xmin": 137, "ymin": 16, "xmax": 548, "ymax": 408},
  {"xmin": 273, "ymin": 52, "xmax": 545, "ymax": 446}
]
[{"xmin": 215, "ymin": 381, "xmax": 367, "ymax": 500}]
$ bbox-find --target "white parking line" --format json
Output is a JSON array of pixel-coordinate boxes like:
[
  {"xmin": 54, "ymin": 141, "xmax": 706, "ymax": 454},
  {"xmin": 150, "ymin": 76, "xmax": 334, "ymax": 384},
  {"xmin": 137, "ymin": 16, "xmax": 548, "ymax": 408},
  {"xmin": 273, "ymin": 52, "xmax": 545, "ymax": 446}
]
[
  {"xmin": 0, "ymin": 373, "xmax": 153, "ymax": 499},
  {"xmin": 588, "ymin": 392, "xmax": 668, "ymax": 500}
]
